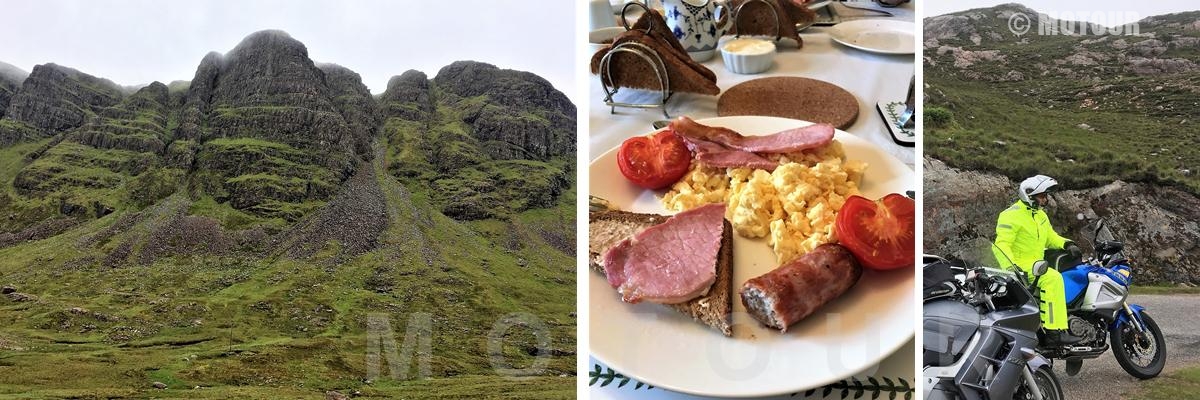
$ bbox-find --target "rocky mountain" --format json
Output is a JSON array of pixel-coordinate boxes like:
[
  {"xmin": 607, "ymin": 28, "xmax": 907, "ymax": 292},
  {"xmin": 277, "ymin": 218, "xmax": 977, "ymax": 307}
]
[
  {"xmin": 0, "ymin": 61, "xmax": 28, "ymax": 120},
  {"xmin": 379, "ymin": 61, "xmax": 574, "ymax": 220},
  {"xmin": 0, "ymin": 30, "xmax": 574, "ymax": 397},
  {"xmin": 924, "ymin": 158, "xmax": 1200, "ymax": 285},
  {"xmin": 923, "ymin": 4, "xmax": 1200, "ymax": 284}
]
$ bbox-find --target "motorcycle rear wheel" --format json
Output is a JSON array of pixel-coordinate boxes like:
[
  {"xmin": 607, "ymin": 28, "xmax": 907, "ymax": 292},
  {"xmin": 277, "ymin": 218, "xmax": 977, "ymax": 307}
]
[{"xmin": 1111, "ymin": 311, "xmax": 1166, "ymax": 379}]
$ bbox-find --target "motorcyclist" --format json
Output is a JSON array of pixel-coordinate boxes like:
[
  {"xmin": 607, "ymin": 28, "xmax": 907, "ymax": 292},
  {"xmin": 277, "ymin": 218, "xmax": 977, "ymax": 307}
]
[{"xmin": 993, "ymin": 175, "xmax": 1083, "ymax": 345}]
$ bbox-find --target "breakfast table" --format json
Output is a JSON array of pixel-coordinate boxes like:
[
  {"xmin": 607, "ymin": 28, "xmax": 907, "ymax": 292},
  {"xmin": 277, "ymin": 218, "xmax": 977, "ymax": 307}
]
[{"xmin": 588, "ymin": 1, "xmax": 916, "ymax": 399}]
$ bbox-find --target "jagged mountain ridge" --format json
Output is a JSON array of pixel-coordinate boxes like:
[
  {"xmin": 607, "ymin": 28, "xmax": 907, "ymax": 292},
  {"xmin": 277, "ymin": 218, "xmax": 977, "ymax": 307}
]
[
  {"xmin": 0, "ymin": 30, "xmax": 575, "ymax": 396},
  {"xmin": 0, "ymin": 29, "xmax": 573, "ymax": 234}
]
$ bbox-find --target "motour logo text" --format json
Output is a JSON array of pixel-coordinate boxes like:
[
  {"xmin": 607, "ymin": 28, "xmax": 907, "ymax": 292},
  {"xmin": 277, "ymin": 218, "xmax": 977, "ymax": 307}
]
[{"xmin": 1008, "ymin": 11, "xmax": 1141, "ymax": 36}]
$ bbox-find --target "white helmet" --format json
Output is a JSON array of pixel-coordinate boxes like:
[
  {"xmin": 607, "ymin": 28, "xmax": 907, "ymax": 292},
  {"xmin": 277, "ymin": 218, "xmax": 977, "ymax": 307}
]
[{"xmin": 1019, "ymin": 175, "xmax": 1058, "ymax": 206}]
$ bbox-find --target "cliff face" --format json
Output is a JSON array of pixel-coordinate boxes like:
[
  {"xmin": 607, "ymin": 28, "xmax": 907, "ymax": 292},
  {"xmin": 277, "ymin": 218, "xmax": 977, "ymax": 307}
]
[
  {"xmin": 0, "ymin": 61, "xmax": 27, "ymax": 120},
  {"xmin": 0, "ymin": 30, "xmax": 576, "ymax": 392},
  {"xmin": 434, "ymin": 61, "xmax": 575, "ymax": 160},
  {"xmin": 184, "ymin": 31, "xmax": 368, "ymax": 219},
  {"xmin": 378, "ymin": 61, "xmax": 574, "ymax": 220},
  {"xmin": 0, "ymin": 29, "xmax": 575, "ymax": 237},
  {"xmin": 925, "ymin": 157, "xmax": 1200, "ymax": 285},
  {"xmin": 4, "ymin": 63, "xmax": 123, "ymax": 135}
]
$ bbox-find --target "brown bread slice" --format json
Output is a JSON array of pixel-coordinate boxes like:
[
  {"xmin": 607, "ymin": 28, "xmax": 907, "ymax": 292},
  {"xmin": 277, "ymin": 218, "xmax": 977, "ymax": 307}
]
[
  {"xmin": 590, "ymin": 30, "xmax": 721, "ymax": 96},
  {"xmin": 630, "ymin": 9, "xmax": 719, "ymax": 83},
  {"xmin": 589, "ymin": 209, "xmax": 734, "ymax": 336},
  {"xmin": 729, "ymin": 0, "xmax": 813, "ymax": 48}
]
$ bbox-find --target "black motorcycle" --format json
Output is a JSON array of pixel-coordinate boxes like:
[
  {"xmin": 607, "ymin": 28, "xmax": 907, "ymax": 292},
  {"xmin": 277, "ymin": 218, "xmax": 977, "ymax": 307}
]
[{"xmin": 923, "ymin": 256, "xmax": 1064, "ymax": 400}]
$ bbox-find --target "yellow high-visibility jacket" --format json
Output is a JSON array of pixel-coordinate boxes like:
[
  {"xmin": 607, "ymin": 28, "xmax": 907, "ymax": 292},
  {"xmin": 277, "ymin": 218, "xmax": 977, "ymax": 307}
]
[{"xmin": 993, "ymin": 200, "xmax": 1069, "ymax": 271}]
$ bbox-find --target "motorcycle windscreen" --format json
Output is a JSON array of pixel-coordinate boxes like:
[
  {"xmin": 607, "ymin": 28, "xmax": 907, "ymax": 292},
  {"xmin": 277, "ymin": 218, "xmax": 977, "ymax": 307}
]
[
  {"xmin": 923, "ymin": 300, "xmax": 980, "ymax": 367},
  {"xmin": 1062, "ymin": 267, "xmax": 1090, "ymax": 304}
]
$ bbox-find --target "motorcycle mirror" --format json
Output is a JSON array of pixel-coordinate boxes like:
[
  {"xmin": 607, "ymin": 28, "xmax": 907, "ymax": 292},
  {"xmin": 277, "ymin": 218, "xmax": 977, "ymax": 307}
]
[{"xmin": 1032, "ymin": 260, "xmax": 1049, "ymax": 277}]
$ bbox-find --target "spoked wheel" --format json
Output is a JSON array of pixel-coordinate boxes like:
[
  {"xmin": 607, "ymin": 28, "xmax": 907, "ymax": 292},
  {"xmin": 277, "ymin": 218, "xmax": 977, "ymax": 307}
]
[
  {"xmin": 1015, "ymin": 366, "xmax": 1064, "ymax": 400},
  {"xmin": 1111, "ymin": 311, "xmax": 1166, "ymax": 379}
]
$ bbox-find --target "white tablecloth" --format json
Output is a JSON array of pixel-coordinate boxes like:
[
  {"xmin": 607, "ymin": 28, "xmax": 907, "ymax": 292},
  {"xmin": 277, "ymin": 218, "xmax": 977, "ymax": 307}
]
[{"xmin": 588, "ymin": 2, "xmax": 916, "ymax": 399}]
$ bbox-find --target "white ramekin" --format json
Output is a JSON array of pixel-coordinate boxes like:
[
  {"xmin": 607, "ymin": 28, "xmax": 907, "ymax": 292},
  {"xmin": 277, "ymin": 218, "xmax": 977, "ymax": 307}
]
[{"xmin": 720, "ymin": 38, "xmax": 776, "ymax": 74}]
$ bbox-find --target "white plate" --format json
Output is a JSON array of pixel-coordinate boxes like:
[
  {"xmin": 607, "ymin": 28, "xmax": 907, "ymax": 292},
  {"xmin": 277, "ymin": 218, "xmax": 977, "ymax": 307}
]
[
  {"xmin": 589, "ymin": 116, "xmax": 915, "ymax": 398},
  {"xmin": 828, "ymin": 20, "xmax": 915, "ymax": 55}
]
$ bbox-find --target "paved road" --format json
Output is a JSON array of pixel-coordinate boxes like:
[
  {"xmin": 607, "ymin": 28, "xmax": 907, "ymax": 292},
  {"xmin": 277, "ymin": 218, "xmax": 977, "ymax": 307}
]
[{"xmin": 1057, "ymin": 294, "xmax": 1200, "ymax": 399}]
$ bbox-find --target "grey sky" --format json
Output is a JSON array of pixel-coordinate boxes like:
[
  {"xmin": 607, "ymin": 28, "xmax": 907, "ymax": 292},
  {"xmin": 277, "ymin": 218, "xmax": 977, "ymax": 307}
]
[
  {"xmin": 925, "ymin": 1, "xmax": 1197, "ymax": 25},
  {"xmin": 0, "ymin": 0, "xmax": 577, "ymax": 103}
]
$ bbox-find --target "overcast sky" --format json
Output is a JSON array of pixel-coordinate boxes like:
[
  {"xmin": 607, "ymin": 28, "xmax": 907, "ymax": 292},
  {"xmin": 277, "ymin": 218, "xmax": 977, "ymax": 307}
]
[
  {"xmin": 0, "ymin": 0, "xmax": 577, "ymax": 103},
  {"xmin": 926, "ymin": 1, "xmax": 1198, "ymax": 25}
]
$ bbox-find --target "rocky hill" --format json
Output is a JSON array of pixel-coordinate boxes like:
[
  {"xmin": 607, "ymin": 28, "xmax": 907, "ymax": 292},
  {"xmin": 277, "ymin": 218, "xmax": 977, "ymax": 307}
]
[
  {"xmin": 924, "ymin": 158, "xmax": 1200, "ymax": 285},
  {"xmin": 924, "ymin": 4, "xmax": 1200, "ymax": 193},
  {"xmin": 0, "ymin": 30, "xmax": 575, "ymax": 398},
  {"xmin": 923, "ymin": 4, "xmax": 1200, "ymax": 284}
]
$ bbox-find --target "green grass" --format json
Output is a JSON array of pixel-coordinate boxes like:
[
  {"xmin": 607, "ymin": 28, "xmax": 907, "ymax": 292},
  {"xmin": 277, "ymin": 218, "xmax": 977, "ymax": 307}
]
[
  {"xmin": 1130, "ymin": 285, "xmax": 1200, "ymax": 295},
  {"xmin": 0, "ymin": 142, "xmax": 576, "ymax": 398},
  {"xmin": 1135, "ymin": 365, "xmax": 1200, "ymax": 399},
  {"xmin": 187, "ymin": 196, "xmax": 288, "ymax": 231},
  {"xmin": 924, "ymin": 77, "xmax": 1200, "ymax": 193}
]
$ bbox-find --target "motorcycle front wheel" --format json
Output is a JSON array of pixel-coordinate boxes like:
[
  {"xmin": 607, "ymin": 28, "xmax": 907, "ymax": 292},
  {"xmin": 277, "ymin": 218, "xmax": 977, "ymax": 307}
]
[
  {"xmin": 1015, "ymin": 366, "xmax": 1063, "ymax": 400},
  {"xmin": 1111, "ymin": 311, "xmax": 1167, "ymax": 379}
]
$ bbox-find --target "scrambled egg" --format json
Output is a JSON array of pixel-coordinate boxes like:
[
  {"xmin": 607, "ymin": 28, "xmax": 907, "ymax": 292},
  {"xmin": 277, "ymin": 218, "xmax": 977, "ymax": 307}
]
[{"xmin": 662, "ymin": 141, "xmax": 867, "ymax": 264}]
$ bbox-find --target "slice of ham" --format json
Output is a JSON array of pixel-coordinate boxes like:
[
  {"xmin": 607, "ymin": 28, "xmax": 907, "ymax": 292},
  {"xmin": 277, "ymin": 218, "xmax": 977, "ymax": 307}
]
[
  {"xmin": 603, "ymin": 203, "xmax": 726, "ymax": 304},
  {"xmin": 682, "ymin": 137, "xmax": 779, "ymax": 171},
  {"xmin": 672, "ymin": 116, "xmax": 835, "ymax": 154}
]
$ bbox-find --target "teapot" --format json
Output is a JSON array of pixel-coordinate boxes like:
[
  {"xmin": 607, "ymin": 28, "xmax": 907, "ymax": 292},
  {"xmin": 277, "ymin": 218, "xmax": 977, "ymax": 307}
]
[{"xmin": 661, "ymin": 0, "xmax": 730, "ymax": 61}]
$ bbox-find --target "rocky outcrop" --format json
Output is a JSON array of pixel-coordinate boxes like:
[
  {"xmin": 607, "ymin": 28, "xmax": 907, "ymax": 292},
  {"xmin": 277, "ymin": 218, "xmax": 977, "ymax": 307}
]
[
  {"xmin": 1125, "ymin": 57, "xmax": 1199, "ymax": 75},
  {"xmin": 181, "ymin": 30, "xmax": 373, "ymax": 217},
  {"xmin": 0, "ymin": 61, "xmax": 27, "ymax": 119},
  {"xmin": 432, "ymin": 61, "xmax": 575, "ymax": 160},
  {"xmin": 69, "ymin": 81, "xmax": 171, "ymax": 154},
  {"xmin": 925, "ymin": 158, "xmax": 1200, "ymax": 284},
  {"xmin": 206, "ymin": 31, "xmax": 356, "ymax": 156},
  {"xmin": 3, "ymin": 63, "xmax": 123, "ymax": 137},
  {"xmin": 319, "ymin": 63, "xmax": 380, "ymax": 157},
  {"xmin": 174, "ymin": 52, "xmax": 222, "ymax": 142},
  {"xmin": 923, "ymin": 14, "xmax": 978, "ymax": 43},
  {"xmin": 10, "ymin": 79, "xmax": 173, "ymax": 212},
  {"xmin": 379, "ymin": 70, "xmax": 434, "ymax": 121}
]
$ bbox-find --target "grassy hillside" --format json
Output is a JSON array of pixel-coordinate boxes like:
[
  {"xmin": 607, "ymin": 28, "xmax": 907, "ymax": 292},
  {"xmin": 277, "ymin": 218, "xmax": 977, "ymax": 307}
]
[
  {"xmin": 924, "ymin": 77, "xmax": 1200, "ymax": 193},
  {"xmin": 924, "ymin": 5, "xmax": 1200, "ymax": 193},
  {"xmin": 0, "ymin": 142, "xmax": 576, "ymax": 398}
]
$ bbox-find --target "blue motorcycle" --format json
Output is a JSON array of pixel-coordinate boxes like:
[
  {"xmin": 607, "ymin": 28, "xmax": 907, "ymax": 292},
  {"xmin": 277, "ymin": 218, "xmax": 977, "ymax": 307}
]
[{"xmin": 1034, "ymin": 214, "xmax": 1166, "ymax": 379}]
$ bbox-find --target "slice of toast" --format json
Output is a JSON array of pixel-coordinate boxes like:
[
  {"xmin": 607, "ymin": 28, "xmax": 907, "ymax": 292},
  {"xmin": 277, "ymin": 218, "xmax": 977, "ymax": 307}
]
[
  {"xmin": 729, "ymin": 0, "xmax": 812, "ymax": 48},
  {"xmin": 590, "ymin": 30, "xmax": 721, "ymax": 96},
  {"xmin": 589, "ymin": 209, "xmax": 734, "ymax": 336},
  {"xmin": 630, "ymin": 9, "xmax": 719, "ymax": 83}
]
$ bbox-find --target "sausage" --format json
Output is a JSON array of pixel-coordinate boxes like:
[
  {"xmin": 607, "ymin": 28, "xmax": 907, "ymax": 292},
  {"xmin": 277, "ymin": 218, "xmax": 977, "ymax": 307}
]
[{"xmin": 739, "ymin": 244, "xmax": 862, "ymax": 332}]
